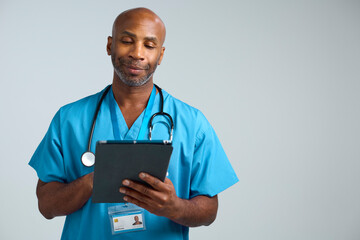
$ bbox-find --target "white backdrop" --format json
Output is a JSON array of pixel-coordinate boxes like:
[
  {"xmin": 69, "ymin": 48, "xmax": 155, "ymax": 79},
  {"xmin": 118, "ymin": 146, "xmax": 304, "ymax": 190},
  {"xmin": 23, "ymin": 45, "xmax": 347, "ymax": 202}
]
[{"xmin": 1, "ymin": 0, "xmax": 359, "ymax": 239}]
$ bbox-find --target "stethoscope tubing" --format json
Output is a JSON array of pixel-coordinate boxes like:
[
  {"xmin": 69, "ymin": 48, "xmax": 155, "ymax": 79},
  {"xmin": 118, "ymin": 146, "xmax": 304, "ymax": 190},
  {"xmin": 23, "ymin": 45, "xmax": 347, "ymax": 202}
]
[
  {"xmin": 81, "ymin": 84, "xmax": 173, "ymax": 167},
  {"xmin": 87, "ymin": 85, "xmax": 111, "ymax": 152}
]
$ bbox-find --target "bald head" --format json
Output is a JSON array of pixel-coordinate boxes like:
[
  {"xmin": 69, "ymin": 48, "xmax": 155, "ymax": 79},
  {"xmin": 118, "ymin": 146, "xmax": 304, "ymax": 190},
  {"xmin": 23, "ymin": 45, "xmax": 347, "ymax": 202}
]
[
  {"xmin": 107, "ymin": 8, "xmax": 166, "ymax": 88},
  {"xmin": 112, "ymin": 8, "xmax": 166, "ymax": 45}
]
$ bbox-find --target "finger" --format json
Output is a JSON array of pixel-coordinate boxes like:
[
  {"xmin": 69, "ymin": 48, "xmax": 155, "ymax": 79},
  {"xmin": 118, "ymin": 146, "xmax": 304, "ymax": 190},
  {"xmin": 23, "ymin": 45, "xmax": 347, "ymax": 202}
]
[
  {"xmin": 120, "ymin": 186, "xmax": 157, "ymax": 206},
  {"xmin": 139, "ymin": 172, "xmax": 167, "ymax": 191},
  {"xmin": 122, "ymin": 179, "xmax": 165, "ymax": 203},
  {"xmin": 123, "ymin": 195, "xmax": 154, "ymax": 213}
]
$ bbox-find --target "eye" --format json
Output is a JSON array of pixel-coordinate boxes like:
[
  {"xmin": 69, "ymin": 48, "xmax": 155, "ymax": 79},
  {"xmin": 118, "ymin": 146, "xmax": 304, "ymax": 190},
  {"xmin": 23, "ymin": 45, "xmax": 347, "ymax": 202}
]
[
  {"xmin": 145, "ymin": 42, "xmax": 156, "ymax": 49},
  {"xmin": 121, "ymin": 37, "xmax": 133, "ymax": 44}
]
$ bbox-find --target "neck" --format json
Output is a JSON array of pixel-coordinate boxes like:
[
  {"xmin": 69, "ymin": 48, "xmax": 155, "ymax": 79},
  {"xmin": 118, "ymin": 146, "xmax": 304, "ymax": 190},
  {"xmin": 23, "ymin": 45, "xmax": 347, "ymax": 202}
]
[
  {"xmin": 112, "ymin": 75, "xmax": 154, "ymax": 108},
  {"xmin": 111, "ymin": 74, "xmax": 155, "ymax": 129}
]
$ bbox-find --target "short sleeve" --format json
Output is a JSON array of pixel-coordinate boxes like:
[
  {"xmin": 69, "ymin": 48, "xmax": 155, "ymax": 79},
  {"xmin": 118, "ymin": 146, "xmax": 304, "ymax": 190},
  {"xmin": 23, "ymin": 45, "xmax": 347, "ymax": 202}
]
[
  {"xmin": 29, "ymin": 110, "xmax": 66, "ymax": 183},
  {"xmin": 190, "ymin": 114, "xmax": 238, "ymax": 198}
]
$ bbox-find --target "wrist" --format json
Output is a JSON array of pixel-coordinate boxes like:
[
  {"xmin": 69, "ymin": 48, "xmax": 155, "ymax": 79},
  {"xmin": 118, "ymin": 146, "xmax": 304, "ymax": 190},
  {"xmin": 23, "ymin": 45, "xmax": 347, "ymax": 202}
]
[
  {"xmin": 82, "ymin": 172, "xmax": 94, "ymax": 192},
  {"xmin": 169, "ymin": 197, "xmax": 187, "ymax": 223}
]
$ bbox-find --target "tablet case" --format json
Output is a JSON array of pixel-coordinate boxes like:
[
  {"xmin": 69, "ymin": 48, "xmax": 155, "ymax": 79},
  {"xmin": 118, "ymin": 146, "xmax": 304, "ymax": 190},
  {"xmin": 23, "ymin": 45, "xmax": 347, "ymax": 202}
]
[{"xmin": 92, "ymin": 140, "xmax": 173, "ymax": 203}]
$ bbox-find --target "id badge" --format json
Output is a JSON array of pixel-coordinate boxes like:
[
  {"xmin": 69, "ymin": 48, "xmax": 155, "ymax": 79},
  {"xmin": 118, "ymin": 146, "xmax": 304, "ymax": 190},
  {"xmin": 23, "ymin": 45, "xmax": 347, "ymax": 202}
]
[{"xmin": 108, "ymin": 203, "xmax": 146, "ymax": 235}]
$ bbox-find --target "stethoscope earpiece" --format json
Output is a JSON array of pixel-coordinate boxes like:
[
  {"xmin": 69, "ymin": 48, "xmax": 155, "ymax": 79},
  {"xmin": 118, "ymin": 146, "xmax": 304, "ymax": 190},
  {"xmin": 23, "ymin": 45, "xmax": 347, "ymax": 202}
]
[{"xmin": 148, "ymin": 112, "xmax": 174, "ymax": 141}]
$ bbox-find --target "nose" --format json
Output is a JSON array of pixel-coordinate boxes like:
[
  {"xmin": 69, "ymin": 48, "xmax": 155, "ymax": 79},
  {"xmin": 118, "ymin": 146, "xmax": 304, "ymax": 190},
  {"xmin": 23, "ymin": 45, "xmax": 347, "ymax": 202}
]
[{"xmin": 129, "ymin": 43, "xmax": 145, "ymax": 61}]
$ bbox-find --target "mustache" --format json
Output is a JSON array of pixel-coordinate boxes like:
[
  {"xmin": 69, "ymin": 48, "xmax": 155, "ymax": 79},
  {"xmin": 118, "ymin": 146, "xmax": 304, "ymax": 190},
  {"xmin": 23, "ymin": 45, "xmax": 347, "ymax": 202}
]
[{"xmin": 119, "ymin": 58, "xmax": 149, "ymax": 70}]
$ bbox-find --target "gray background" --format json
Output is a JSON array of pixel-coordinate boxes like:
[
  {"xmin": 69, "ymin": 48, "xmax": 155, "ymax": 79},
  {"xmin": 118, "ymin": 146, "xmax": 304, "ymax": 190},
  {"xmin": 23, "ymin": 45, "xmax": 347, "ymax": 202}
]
[{"xmin": 1, "ymin": 0, "xmax": 359, "ymax": 239}]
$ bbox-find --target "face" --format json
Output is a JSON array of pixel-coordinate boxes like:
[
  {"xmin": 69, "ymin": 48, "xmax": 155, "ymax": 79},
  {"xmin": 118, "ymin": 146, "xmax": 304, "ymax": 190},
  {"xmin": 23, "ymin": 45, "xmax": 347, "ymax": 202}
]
[{"xmin": 107, "ymin": 14, "xmax": 165, "ymax": 87}]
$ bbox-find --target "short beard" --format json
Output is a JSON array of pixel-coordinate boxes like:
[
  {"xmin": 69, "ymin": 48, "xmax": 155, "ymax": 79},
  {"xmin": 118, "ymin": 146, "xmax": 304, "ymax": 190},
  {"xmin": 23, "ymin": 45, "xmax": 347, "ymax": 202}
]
[{"xmin": 112, "ymin": 55, "xmax": 158, "ymax": 87}]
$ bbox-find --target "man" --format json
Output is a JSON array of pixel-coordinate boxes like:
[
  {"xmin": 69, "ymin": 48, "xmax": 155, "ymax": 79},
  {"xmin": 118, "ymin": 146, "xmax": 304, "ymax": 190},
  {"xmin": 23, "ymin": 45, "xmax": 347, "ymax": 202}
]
[
  {"xmin": 133, "ymin": 216, "xmax": 142, "ymax": 226},
  {"xmin": 29, "ymin": 7, "xmax": 238, "ymax": 240}
]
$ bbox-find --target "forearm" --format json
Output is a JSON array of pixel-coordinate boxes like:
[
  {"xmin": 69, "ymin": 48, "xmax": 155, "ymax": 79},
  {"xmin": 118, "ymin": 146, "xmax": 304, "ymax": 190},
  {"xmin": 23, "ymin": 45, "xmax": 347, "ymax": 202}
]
[
  {"xmin": 36, "ymin": 173, "xmax": 93, "ymax": 219},
  {"xmin": 120, "ymin": 174, "xmax": 219, "ymax": 227},
  {"xmin": 171, "ymin": 195, "xmax": 218, "ymax": 227}
]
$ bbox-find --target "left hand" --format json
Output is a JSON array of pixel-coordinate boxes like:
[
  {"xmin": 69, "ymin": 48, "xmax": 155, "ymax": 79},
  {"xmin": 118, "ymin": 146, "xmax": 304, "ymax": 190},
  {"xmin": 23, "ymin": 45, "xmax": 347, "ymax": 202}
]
[{"xmin": 119, "ymin": 172, "xmax": 182, "ymax": 220}]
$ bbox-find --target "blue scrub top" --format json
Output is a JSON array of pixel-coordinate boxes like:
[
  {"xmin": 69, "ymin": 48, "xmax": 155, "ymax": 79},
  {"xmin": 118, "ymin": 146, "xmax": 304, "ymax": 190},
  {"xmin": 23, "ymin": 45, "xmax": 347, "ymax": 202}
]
[{"xmin": 29, "ymin": 86, "xmax": 238, "ymax": 240}]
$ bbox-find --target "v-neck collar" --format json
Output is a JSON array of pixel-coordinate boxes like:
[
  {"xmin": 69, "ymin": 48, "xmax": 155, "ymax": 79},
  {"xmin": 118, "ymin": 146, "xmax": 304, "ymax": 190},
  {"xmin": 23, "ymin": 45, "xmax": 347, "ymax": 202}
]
[{"xmin": 108, "ymin": 85, "xmax": 156, "ymax": 140}]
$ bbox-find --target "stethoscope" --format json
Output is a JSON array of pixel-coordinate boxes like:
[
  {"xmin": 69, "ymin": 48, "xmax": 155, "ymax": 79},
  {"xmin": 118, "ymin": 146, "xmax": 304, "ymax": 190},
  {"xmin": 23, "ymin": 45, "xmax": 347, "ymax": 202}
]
[{"xmin": 81, "ymin": 84, "xmax": 174, "ymax": 167}]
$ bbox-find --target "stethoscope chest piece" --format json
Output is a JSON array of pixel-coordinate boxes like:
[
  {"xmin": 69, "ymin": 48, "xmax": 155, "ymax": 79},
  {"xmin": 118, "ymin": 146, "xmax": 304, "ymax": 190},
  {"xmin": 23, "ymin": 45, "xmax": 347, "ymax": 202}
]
[{"xmin": 81, "ymin": 151, "xmax": 95, "ymax": 167}]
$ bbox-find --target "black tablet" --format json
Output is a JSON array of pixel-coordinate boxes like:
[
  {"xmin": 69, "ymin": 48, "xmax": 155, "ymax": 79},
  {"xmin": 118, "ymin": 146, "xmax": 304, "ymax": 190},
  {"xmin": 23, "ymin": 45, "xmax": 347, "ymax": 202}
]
[{"xmin": 92, "ymin": 140, "xmax": 173, "ymax": 203}]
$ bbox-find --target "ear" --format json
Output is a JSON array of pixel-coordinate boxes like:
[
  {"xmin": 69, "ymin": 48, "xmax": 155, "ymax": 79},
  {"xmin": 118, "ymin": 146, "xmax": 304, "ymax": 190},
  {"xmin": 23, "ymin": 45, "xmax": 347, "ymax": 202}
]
[
  {"xmin": 106, "ymin": 36, "xmax": 112, "ymax": 55},
  {"xmin": 157, "ymin": 47, "xmax": 165, "ymax": 65}
]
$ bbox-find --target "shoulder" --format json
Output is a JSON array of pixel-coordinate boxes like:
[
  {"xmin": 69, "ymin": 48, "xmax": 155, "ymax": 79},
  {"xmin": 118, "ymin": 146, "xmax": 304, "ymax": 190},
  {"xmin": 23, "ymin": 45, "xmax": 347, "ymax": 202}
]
[
  {"xmin": 162, "ymin": 90, "xmax": 202, "ymax": 116},
  {"xmin": 57, "ymin": 87, "xmax": 107, "ymax": 121},
  {"xmin": 163, "ymin": 90, "xmax": 212, "ymax": 136}
]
